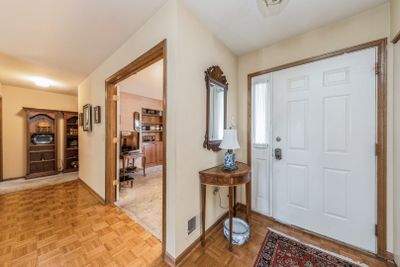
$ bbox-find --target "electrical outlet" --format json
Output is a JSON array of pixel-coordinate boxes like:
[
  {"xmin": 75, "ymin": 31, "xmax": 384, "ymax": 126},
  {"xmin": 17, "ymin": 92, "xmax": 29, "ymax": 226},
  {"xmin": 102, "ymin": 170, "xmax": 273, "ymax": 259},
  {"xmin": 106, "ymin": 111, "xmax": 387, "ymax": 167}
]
[{"xmin": 213, "ymin": 187, "xmax": 219, "ymax": 195}]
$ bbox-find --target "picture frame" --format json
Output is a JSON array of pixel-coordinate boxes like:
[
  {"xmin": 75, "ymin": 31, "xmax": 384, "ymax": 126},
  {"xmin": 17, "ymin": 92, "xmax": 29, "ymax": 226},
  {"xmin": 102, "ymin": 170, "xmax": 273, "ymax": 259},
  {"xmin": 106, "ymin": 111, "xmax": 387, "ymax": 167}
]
[
  {"xmin": 94, "ymin": 106, "xmax": 101, "ymax": 124},
  {"xmin": 83, "ymin": 104, "xmax": 92, "ymax": 132}
]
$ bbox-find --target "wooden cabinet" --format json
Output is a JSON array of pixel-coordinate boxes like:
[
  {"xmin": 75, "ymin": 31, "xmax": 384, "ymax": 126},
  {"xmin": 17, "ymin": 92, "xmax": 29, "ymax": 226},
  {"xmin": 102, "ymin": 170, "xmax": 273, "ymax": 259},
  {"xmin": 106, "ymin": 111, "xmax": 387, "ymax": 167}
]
[
  {"xmin": 25, "ymin": 108, "xmax": 58, "ymax": 179},
  {"xmin": 142, "ymin": 141, "xmax": 163, "ymax": 166},
  {"xmin": 156, "ymin": 141, "xmax": 163, "ymax": 163}
]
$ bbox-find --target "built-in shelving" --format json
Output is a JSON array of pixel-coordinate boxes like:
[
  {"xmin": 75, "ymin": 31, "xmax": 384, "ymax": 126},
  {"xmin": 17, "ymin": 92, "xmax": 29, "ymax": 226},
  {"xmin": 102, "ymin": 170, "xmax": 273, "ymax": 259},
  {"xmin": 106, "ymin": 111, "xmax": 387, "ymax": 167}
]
[
  {"xmin": 64, "ymin": 112, "xmax": 79, "ymax": 173},
  {"xmin": 141, "ymin": 108, "xmax": 163, "ymax": 166}
]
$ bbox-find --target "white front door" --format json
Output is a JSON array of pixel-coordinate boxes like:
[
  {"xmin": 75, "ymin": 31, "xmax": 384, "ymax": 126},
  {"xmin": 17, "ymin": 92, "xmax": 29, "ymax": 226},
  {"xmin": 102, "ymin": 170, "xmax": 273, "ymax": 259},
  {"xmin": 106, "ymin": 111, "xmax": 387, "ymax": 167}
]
[{"xmin": 271, "ymin": 48, "xmax": 377, "ymax": 252}]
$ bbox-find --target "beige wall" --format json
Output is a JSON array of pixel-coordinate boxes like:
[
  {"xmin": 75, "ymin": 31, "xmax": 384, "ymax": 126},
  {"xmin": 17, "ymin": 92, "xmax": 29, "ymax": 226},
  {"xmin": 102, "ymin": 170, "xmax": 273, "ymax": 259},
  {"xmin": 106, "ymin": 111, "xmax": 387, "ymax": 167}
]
[
  {"xmin": 78, "ymin": 0, "xmax": 237, "ymax": 257},
  {"xmin": 78, "ymin": 0, "xmax": 179, "ymax": 256},
  {"xmin": 119, "ymin": 92, "xmax": 162, "ymax": 132},
  {"xmin": 78, "ymin": 0, "xmax": 398, "ymax": 259},
  {"xmin": 173, "ymin": 1, "xmax": 237, "ymax": 256},
  {"xmin": 236, "ymin": 3, "xmax": 396, "ymax": 252},
  {"xmin": 2, "ymin": 85, "xmax": 77, "ymax": 179},
  {"xmin": 391, "ymin": 0, "xmax": 400, "ymax": 39}
]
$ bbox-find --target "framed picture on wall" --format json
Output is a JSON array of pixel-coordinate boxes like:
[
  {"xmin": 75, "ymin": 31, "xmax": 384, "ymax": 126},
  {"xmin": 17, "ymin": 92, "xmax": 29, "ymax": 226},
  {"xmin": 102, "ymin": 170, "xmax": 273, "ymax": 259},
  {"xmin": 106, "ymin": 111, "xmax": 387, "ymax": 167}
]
[
  {"xmin": 94, "ymin": 106, "xmax": 101, "ymax": 124},
  {"xmin": 83, "ymin": 104, "xmax": 92, "ymax": 132}
]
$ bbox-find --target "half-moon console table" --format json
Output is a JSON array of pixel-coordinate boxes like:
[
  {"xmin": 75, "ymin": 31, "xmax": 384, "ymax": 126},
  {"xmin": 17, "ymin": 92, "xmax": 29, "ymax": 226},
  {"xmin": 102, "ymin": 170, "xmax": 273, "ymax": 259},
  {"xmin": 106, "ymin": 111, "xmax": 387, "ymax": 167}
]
[{"xmin": 199, "ymin": 162, "xmax": 251, "ymax": 251}]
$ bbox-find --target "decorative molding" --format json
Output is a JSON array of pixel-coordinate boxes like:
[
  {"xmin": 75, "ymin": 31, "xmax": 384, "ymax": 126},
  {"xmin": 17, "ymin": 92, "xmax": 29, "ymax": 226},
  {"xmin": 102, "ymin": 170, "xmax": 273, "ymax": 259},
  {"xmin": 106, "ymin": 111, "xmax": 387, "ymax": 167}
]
[
  {"xmin": 78, "ymin": 178, "xmax": 105, "ymax": 205},
  {"xmin": 0, "ymin": 176, "xmax": 25, "ymax": 182}
]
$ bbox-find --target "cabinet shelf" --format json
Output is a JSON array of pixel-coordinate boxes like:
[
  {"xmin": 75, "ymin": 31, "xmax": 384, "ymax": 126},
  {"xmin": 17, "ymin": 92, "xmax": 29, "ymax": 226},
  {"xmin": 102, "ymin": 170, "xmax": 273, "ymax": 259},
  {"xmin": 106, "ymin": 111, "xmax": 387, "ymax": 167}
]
[
  {"xmin": 142, "ymin": 130, "xmax": 163, "ymax": 133},
  {"xmin": 142, "ymin": 113, "xmax": 162, "ymax": 117},
  {"xmin": 30, "ymin": 150, "xmax": 55, "ymax": 153},
  {"xmin": 30, "ymin": 144, "xmax": 55, "ymax": 147},
  {"xmin": 30, "ymin": 159, "xmax": 55, "ymax": 164}
]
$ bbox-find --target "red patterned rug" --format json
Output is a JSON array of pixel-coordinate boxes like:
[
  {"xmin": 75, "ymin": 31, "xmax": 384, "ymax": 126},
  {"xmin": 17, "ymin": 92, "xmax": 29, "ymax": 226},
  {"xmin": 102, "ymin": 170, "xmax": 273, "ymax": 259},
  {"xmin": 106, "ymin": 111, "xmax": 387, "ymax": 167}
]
[{"xmin": 254, "ymin": 230, "xmax": 365, "ymax": 267}]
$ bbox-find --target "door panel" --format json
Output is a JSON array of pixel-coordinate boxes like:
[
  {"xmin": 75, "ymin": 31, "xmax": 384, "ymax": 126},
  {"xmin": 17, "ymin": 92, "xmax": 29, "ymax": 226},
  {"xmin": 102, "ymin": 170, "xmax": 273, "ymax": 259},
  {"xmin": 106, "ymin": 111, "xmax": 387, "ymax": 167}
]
[{"xmin": 272, "ymin": 48, "xmax": 377, "ymax": 252}]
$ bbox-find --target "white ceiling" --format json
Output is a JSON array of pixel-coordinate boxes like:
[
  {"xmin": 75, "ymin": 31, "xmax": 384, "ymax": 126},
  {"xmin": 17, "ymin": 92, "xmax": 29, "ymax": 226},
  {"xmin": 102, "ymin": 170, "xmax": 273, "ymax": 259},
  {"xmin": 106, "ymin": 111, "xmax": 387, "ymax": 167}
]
[
  {"xmin": 0, "ymin": 0, "xmax": 167, "ymax": 95},
  {"xmin": 182, "ymin": 0, "xmax": 388, "ymax": 55},
  {"xmin": 118, "ymin": 60, "xmax": 163, "ymax": 100},
  {"xmin": 0, "ymin": 0, "xmax": 389, "ymax": 94}
]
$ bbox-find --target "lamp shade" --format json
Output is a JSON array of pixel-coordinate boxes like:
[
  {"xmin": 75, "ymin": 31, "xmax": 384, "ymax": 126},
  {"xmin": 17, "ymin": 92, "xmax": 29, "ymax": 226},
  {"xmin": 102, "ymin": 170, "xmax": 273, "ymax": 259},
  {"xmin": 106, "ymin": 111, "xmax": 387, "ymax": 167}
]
[{"xmin": 219, "ymin": 129, "xmax": 240, "ymax": 150}]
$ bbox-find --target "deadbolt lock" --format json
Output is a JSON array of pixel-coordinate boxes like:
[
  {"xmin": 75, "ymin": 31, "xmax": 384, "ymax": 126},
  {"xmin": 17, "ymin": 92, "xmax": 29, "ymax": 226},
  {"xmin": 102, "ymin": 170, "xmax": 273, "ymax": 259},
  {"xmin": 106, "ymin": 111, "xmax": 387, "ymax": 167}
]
[{"xmin": 274, "ymin": 148, "xmax": 282, "ymax": 160}]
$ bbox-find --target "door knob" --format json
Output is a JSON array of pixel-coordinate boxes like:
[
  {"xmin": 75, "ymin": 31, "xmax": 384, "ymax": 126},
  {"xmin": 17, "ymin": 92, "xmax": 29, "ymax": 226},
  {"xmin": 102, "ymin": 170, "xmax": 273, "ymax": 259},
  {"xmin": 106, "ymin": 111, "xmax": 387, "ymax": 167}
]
[{"xmin": 274, "ymin": 148, "xmax": 282, "ymax": 160}]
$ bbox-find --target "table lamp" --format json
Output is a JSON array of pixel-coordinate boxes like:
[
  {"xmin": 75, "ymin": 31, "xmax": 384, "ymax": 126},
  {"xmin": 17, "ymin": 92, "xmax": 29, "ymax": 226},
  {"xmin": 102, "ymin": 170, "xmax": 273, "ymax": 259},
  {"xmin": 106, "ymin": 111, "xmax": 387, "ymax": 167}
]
[{"xmin": 219, "ymin": 128, "xmax": 240, "ymax": 171}]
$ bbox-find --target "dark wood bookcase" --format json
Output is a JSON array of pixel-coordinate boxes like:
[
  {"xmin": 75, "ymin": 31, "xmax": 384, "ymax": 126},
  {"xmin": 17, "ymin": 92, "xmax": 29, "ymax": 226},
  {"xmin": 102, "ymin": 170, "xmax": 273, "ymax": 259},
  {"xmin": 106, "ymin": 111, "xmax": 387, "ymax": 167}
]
[
  {"xmin": 25, "ymin": 108, "xmax": 58, "ymax": 179},
  {"xmin": 141, "ymin": 108, "xmax": 163, "ymax": 166},
  {"xmin": 64, "ymin": 112, "xmax": 79, "ymax": 172}
]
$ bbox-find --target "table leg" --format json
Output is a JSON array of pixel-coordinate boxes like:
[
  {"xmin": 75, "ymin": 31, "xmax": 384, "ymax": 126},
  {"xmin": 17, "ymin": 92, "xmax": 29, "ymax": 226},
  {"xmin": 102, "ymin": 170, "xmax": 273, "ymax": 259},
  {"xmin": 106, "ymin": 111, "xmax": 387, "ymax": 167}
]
[
  {"xmin": 143, "ymin": 156, "xmax": 146, "ymax": 176},
  {"xmin": 122, "ymin": 157, "xmax": 126, "ymax": 181},
  {"xmin": 201, "ymin": 184, "xmax": 206, "ymax": 246},
  {"xmin": 246, "ymin": 181, "xmax": 251, "ymax": 223},
  {"xmin": 233, "ymin": 186, "xmax": 237, "ymax": 217},
  {"xmin": 229, "ymin": 186, "xmax": 233, "ymax": 251}
]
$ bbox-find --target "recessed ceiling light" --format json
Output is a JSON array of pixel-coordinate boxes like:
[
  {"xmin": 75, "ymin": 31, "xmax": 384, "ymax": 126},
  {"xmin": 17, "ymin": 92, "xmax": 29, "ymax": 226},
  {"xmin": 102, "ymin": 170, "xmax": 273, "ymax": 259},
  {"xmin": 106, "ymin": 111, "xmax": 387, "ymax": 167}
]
[{"xmin": 32, "ymin": 77, "xmax": 52, "ymax": 88}]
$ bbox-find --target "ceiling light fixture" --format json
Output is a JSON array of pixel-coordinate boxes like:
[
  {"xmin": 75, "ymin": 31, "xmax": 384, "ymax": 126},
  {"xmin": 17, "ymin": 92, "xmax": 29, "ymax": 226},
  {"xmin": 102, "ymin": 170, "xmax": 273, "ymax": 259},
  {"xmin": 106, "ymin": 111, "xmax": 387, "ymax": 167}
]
[
  {"xmin": 257, "ymin": 0, "xmax": 290, "ymax": 17},
  {"xmin": 32, "ymin": 77, "xmax": 52, "ymax": 88}
]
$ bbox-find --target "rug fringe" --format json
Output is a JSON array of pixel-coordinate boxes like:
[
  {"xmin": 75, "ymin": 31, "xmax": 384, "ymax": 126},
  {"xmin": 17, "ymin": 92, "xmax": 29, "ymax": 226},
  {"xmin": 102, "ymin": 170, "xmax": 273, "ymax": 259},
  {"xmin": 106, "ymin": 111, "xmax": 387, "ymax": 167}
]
[{"xmin": 267, "ymin": 228, "xmax": 369, "ymax": 267}]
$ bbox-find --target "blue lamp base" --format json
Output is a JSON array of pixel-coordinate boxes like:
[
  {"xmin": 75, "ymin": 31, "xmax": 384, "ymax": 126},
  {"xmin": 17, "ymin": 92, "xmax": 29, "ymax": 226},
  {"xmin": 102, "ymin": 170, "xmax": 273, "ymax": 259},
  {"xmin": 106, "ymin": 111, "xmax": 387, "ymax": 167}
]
[{"xmin": 224, "ymin": 150, "xmax": 238, "ymax": 171}]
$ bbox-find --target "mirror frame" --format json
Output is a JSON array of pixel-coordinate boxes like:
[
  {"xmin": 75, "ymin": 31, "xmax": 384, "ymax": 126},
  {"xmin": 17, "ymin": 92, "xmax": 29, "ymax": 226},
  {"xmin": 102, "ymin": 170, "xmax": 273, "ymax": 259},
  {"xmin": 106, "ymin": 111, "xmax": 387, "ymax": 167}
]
[
  {"xmin": 133, "ymin": 112, "xmax": 141, "ymax": 132},
  {"xmin": 203, "ymin": 65, "xmax": 228, "ymax": 152}
]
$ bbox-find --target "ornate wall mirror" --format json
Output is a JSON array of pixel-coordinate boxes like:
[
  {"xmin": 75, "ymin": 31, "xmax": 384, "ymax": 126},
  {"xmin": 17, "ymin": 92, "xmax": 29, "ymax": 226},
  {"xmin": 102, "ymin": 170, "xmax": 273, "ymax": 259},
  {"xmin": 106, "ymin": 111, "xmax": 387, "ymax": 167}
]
[
  {"xmin": 133, "ymin": 112, "xmax": 140, "ymax": 132},
  {"xmin": 203, "ymin": 65, "xmax": 228, "ymax": 152}
]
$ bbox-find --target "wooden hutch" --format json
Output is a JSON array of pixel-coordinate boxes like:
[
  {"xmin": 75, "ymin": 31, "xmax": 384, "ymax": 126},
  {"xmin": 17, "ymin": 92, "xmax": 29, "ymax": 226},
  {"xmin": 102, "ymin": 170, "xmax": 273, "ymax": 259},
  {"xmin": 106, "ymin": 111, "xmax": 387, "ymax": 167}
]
[
  {"xmin": 25, "ymin": 108, "xmax": 58, "ymax": 179},
  {"xmin": 24, "ymin": 108, "xmax": 79, "ymax": 179},
  {"xmin": 141, "ymin": 108, "xmax": 163, "ymax": 166}
]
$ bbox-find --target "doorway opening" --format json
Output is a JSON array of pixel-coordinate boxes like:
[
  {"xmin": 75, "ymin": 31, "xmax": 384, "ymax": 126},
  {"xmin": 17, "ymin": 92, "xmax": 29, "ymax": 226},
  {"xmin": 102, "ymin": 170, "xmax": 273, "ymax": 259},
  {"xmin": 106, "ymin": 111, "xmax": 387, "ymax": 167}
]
[
  {"xmin": 105, "ymin": 40, "xmax": 167, "ymax": 253},
  {"xmin": 248, "ymin": 39, "xmax": 387, "ymax": 257}
]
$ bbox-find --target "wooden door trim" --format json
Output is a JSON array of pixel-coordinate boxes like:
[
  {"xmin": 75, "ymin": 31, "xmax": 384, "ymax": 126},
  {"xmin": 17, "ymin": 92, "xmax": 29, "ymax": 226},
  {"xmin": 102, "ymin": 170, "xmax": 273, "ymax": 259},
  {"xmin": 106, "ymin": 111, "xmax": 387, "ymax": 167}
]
[
  {"xmin": 0, "ymin": 97, "xmax": 2, "ymax": 181},
  {"xmin": 105, "ymin": 39, "xmax": 167, "ymax": 257},
  {"xmin": 247, "ymin": 38, "xmax": 388, "ymax": 257}
]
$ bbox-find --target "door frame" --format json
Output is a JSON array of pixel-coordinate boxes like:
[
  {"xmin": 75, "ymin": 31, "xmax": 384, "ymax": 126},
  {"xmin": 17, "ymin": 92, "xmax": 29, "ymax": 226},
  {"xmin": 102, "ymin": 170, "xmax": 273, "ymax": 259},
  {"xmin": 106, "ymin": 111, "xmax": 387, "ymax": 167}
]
[
  {"xmin": 105, "ymin": 40, "xmax": 167, "ymax": 255},
  {"xmin": 247, "ymin": 38, "xmax": 388, "ymax": 257},
  {"xmin": 0, "ymin": 97, "xmax": 2, "ymax": 181}
]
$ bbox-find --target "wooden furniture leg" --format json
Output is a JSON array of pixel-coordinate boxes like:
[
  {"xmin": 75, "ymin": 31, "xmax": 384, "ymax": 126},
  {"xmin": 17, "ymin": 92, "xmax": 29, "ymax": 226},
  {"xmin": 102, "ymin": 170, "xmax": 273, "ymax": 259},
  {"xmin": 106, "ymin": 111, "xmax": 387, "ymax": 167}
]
[
  {"xmin": 233, "ymin": 186, "xmax": 237, "ymax": 217},
  {"xmin": 246, "ymin": 181, "xmax": 251, "ymax": 223},
  {"xmin": 143, "ymin": 156, "xmax": 146, "ymax": 176},
  {"xmin": 228, "ymin": 186, "xmax": 233, "ymax": 251},
  {"xmin": 122, "ymin": 156, "xmax": 126, "ymax": 181},
  {"xmin": 201, "ymin": 184, "xmax": 206, "ymax": 246}
]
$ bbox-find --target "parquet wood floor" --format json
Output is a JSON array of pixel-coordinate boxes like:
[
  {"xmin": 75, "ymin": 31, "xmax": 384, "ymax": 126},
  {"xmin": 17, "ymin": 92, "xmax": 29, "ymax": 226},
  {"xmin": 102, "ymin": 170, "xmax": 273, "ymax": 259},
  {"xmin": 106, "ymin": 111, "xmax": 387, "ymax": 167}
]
[
  {"xmin": 0, "ymin": 181, "xmax": 167, "ymax": 267},
  {"xmin": 0, "ymin": 180, "xmax": 393, "ymax": 267},
  {"xmin": 181, "ymin": 211, "xmax": 393, "ymax": 267}
]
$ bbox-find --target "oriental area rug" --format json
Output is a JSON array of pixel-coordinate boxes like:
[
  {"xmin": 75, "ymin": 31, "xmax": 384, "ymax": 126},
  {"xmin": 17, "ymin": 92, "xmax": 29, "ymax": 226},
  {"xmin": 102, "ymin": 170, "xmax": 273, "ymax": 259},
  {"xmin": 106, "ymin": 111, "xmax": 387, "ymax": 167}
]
[{"xmin": 254, "ymin": 229, "xmax": 367, "ymax": 267}]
